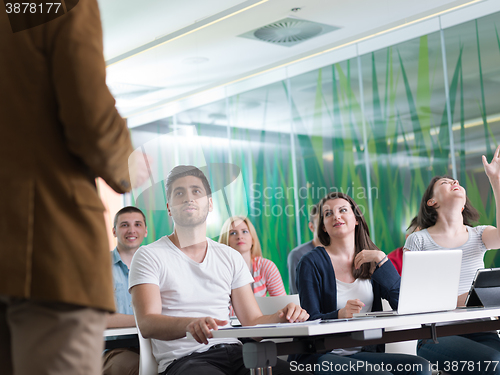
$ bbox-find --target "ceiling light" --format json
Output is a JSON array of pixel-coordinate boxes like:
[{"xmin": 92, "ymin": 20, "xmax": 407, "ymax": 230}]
[
  {"xmin": 106, "ymin": 0, "xmax": 268, "ymax": 67},
  {"xmin": 124, "ymin": 0, "xmax": 483, "ymax": 120}
]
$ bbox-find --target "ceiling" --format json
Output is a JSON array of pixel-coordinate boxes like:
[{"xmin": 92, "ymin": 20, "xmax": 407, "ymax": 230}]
[{"xmin": 98, "ymin": 0, "xmax": 479, "ymax": 119}]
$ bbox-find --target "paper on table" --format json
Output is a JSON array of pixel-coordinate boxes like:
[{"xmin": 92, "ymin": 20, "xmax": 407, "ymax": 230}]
[{"xmin": 219, "ymin": 319, "xmax": 321, "ymax": 330}]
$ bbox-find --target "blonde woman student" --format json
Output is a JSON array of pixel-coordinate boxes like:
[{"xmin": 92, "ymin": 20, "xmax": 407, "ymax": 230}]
[{"xmin": 219, "ymin": 216, "xmax": 286, "ymax": 297}]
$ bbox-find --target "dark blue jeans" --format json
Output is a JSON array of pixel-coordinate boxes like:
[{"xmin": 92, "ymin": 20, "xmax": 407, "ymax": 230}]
[
  {"xmin": 315, "ymin": 351, "xmax": 431, "ymax": 375},
  {"xmin": 162, "ymin": 344, "xmax": 312, "ymax": 375},
  {"xmin": 417, "ymin": 332, "xmax": 500, "ymax": 375}
]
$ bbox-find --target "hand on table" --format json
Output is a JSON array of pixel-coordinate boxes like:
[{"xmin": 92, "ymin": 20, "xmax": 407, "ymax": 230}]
[
  {"xmin": 187, "ymin": 317, "xmax": 228, "ymax": 344},
  {"xmin": 278, "ymin": 303, "xmax": 309, "ymax": 323},
  {"xmin": 338, "ymin": 299, "xmax": 365, "ymax": 319}
]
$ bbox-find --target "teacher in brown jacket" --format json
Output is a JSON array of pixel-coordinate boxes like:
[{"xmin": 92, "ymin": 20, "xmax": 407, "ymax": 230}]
[{"xmin": 0, "ymin": 1, "xmax": 138, "ymax": 374}]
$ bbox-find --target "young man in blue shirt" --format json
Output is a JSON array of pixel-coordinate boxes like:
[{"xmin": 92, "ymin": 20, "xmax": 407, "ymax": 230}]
[{"xmin": 103, "ymin": 207, "xmax": 148, "ymax": 375}]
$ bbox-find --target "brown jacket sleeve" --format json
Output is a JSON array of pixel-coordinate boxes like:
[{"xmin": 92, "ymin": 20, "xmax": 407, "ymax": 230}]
[{"xmin": 45, "ymin": 0, "xmax": 134, "ymax": 193}]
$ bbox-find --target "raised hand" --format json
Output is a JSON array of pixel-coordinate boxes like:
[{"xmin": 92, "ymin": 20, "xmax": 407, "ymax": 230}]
[
  {"xmin": 186, "ymin": 317, "xmax": 228, "ymax": 344},
  {"xmin": 482, "ymin": 145, "xmax": 500, "ymax": 182},
  {"xmin": 481, "ymin": 144, "xmax": 500, "ymax": 250}
]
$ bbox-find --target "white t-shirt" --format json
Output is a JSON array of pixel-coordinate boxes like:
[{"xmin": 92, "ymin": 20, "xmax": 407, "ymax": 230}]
[
  {"xmin": 332, "ymin": 278, "xmax": 373, "ymax": 356},
  {"xmin": 336, "ymin": 278, "xmax": 374, "ymax": 313},
  {"xmin": 129, "ymin": 236, "xmax": 254, "ymax": 373},
  {"xmin": 404, "ymin": 225, "xmax": 489, "ymax": 295}
]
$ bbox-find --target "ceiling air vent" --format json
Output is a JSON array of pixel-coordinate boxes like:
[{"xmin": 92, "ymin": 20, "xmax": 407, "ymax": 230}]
[{"xmin": 239, "ymin": 17, "xmax": 339, "ymax": 47}]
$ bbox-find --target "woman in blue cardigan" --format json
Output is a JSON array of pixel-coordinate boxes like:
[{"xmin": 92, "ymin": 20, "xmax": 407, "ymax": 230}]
[{"xmin": 295, "ymin": 192, "xmax": 430, "ymax": 375}]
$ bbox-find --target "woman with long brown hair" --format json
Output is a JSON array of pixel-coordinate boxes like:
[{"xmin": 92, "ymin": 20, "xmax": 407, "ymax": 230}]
[
  {"xmin": 295, "ymin": 192, "xmax": 430, "ymax": 375},
  {"xmin": 404, "ymin": 147, "xmax": 500, "ymax": 375}
]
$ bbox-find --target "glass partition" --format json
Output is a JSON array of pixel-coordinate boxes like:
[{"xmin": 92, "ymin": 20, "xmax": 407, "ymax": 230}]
[{"xmin": 129, "ymin": 10, "xmax": 500, "ymax": 291}]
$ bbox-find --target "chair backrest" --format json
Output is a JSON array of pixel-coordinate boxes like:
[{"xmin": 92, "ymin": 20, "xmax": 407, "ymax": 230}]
[
  {"xmin": 255, "ymin": 295, "xmax": 300, "ymax": 315},
  {"xmin": 134, "ymin": 313, "xmax": 158, "ymax": 375}
]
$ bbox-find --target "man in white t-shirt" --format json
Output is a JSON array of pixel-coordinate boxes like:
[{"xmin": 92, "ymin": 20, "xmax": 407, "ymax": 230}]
[{"xmin": 129, "ymin": 165, "xmax": 311, "ymax": 375}]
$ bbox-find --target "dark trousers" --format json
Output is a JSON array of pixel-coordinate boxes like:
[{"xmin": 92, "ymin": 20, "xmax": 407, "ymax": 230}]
[
  {"xmin": 417, "ymin": 332, "xmax": 500, "ymax": 375},
  {"xmin": 162, "ymin": 343, "xmax": 312, "ymax": 375}
]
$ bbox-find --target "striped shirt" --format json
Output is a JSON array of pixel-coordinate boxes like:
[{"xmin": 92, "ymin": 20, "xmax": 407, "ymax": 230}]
[
  {"xmin": 252, "ymin": 256, "xmax": 286, "ymax": 297},
  {"xmin": 229, "ymin": 256, "xmax": 286, "ymax": 317},
  {"xmin": 404, "ymin": 225, "xmax": 490, "ymax": 295}
]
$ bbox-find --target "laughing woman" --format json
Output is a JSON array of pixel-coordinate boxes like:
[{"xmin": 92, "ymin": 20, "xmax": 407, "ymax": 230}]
[
  {"xmin": 404, "ymin": 146, "xmax": 500, "ymax": 375},
  {"xmin": 295, "ymin": 192, "xmax": 430, "ymax": 375}
]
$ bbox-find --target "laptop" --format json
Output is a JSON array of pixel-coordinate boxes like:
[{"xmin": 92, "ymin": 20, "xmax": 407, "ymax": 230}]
[
  {"xmin": 465, "ymin": 267, "xmax": 500, "ymax": 308},
  {"xmin": 353, "ymin": 250, "xmax": 462, "ymax": 317}
]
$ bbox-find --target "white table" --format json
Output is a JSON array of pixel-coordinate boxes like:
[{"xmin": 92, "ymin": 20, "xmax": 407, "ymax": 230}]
[
  {"xmin": 210, "ymin": 307, "xmax": 500, "ymax": 340},
  {"xmin": 104, "ymin": 327, "xmax": 138, "ymax": 337},
  {"xmin": 196, "ymin": 308, "xmax": 500, "ymax": 372}
]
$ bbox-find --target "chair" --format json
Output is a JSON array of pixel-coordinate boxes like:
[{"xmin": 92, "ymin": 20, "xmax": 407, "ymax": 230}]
[
  {"xmin": 133, "ymin": 312, "xmax": 158, "ymax": 375},
  {"xmin": 255, "ymin": 294, "xmax": 300, "ymax": 315},
  {"xmin": 254, "ymin": 295, "xmax": 301, "ymax": 360}
]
